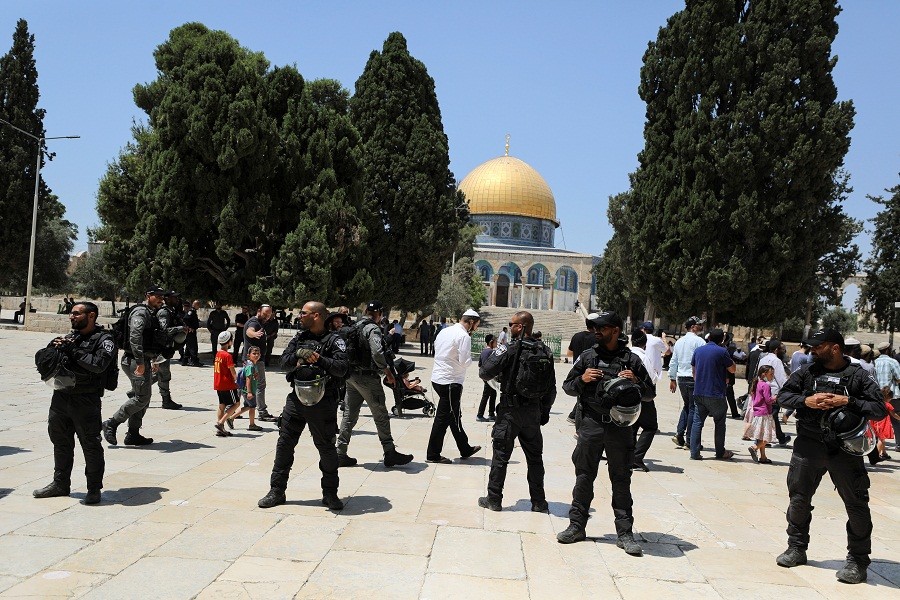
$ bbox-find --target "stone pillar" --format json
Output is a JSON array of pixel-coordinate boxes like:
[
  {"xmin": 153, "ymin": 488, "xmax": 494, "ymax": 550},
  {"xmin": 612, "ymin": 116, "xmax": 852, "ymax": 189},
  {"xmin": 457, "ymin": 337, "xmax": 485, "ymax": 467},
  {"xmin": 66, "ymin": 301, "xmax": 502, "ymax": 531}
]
[
  {"xmin": 520, "ymin": 276, "xmax": 527, "ymax": 308},
  {"xmin": 490, "ymin": 274, "xmax": 499, "ymax": 306},
  {"xmin": 549, "ymin": 276, "xmax": 556, "ymax": 311}
]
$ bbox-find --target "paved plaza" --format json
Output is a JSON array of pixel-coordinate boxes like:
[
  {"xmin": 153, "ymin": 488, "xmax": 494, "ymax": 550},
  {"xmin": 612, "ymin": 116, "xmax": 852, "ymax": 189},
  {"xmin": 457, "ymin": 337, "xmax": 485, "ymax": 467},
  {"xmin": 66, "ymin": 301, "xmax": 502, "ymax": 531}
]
[{"xmin": 0, "ymin": 329, "xmax": 897, "ymax": 599}]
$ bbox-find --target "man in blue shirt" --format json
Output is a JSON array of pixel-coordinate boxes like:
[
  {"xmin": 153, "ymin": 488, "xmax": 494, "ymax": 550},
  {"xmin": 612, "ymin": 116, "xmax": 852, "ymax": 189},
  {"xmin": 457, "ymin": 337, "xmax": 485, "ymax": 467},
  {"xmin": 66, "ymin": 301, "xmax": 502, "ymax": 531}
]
[
  {"xmin": 690, "ymin": 328, "xmax": 736, "ymax": 460},
  {"xmin": 668, "ymin": 316, "xmax": 706, "ymax": 448}
]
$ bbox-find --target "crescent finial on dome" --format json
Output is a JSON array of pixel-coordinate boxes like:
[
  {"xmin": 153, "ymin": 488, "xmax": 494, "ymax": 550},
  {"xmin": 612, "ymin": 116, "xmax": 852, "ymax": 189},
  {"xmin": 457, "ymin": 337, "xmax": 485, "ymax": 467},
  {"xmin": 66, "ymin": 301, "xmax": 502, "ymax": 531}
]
[{"xmin": 505, "ymin": 133, "xmax": 510, "ymax": 156}]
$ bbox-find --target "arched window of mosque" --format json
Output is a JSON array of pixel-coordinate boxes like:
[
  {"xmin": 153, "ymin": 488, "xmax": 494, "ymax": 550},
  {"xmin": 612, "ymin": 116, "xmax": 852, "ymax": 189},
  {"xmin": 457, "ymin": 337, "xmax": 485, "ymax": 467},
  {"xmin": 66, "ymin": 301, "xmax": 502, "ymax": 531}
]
[
  {"xmin": 500, "ymin": 262, "xmax": 522, "ymax": 283},
  {"xmin": 475, "ymin": 261, "xmax": 493, "ymax": 282},
  {"xmin": 527, "ymin": 264, "xmax": 547, "ymax": 285},
  {"xmin": 556, "ymin": 267, "xmax": 578, "ymax": 292}
]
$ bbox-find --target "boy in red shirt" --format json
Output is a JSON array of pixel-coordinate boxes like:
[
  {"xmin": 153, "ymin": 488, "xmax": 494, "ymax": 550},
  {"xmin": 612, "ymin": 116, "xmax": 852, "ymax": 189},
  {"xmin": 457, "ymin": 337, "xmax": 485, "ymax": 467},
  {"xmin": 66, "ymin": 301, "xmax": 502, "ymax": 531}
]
[{"xmin": 214, "ymin": 331, "xmax": 239, "ymax": 437}]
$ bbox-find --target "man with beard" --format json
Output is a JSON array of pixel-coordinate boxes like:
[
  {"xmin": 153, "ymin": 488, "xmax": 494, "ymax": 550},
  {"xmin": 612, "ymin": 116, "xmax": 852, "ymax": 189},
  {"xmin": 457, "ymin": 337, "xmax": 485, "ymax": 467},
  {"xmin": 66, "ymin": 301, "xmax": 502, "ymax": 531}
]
[
  {"xmin": 258, "ymin": 301, "xmax": 349, "ymax": 511},
  {"xmin": 243, "ymin": 305, "xmax": 277, "ymax": 422},
  {"xmin": 775, "ymin": 328, "xmax": 885, "ymax": 584},
  {"xmin": 34, "ymin": 302, "xmax": 115, "ymax": 505},
  {"xmin": 557, "ymin": 312, "xmax": 654, "ymax": 554}
]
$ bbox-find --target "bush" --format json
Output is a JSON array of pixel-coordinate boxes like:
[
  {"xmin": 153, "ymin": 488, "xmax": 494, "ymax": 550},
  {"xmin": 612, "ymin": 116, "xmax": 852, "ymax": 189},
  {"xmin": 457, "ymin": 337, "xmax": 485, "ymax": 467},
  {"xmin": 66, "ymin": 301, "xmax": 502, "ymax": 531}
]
[{"xmin": 820, "ymin": 307, "xmax": 857, "ymax": 334}]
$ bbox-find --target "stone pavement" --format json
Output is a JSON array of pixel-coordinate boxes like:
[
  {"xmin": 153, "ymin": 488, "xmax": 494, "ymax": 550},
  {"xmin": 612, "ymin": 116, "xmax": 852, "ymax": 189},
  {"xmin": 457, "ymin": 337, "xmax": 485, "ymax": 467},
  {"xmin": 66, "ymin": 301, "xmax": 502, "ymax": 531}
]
[{"xmin": 0, "ymin": 329, "xmax": 897, "ymax": 599}]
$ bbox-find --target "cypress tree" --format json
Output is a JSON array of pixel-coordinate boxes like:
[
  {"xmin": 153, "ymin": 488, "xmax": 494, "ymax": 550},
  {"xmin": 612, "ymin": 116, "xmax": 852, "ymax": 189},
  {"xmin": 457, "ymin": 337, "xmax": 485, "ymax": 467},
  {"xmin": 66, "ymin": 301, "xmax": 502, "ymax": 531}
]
[
  {"xmin": 0, "ymin": 19, "xmax": 75, "ymax": 292},
  {"xmin": 862, "ymin": 179, "xmax": 900, "ymax": 333},
  {"xmin": 351, "ymin": 32, "xmax": 466, "ymax": 311},
  {"xmin": 618, "ymin": 0, "xmax": 856, "ymax": 325}
]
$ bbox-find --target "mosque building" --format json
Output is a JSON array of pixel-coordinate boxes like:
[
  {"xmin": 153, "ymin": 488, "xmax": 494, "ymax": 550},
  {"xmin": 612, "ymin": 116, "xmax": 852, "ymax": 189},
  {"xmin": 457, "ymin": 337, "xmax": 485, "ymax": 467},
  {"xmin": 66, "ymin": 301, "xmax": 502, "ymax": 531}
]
[{"xmin": 459, "ymin": 138, "xmax": 599, "ymax": 312}]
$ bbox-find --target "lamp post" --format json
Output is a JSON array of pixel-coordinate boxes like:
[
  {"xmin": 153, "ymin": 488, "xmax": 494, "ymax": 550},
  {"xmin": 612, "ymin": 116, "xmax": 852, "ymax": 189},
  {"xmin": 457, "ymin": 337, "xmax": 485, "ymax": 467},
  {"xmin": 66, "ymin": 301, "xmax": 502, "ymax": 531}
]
[{"xmin": 0, "ymin": 117, "xmax": 79, "ymax": 329}]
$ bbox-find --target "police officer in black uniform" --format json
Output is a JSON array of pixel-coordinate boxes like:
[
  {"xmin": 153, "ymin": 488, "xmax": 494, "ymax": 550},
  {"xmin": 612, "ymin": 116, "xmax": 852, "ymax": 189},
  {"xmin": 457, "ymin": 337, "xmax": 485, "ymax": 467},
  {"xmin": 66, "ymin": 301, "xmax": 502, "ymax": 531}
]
[
  {"xmin": 557, "ymin": 311, "xmax": 655, "ymax": 555},
  {"xmin": 155, "ymin": 290, "xmax": 187, "ymax": 409},
  {"xmin": 775, "ymin": 328, "xmax": 886, "ymax": 584},
  {"xmin": 102, "ymin": 286, "xmax": 172, "ymax": 446},
  {"xmin": 34, "ymin": 302, "xmax": 116, "ymax": 505},
  {"xmin": 258, "ymin": 301, "xmax": 349, "ymax": 510},
  {"xmin": 181, "ymin": 300, "xmax": 202, "ymax": 367},
  {"xmin": 477, "ymin": 310, "xmax": 555, "ymax": 513}
]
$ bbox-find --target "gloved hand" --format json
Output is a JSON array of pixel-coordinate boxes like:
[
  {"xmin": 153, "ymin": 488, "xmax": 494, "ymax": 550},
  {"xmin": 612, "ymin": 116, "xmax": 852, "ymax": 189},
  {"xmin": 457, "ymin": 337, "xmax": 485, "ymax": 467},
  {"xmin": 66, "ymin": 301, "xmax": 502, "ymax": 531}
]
[
  {"xmin": 540, "ymin": 411, "xmax": 550, "ymax": 426},
  {"xmin": 296, "ymin": 348, "xmax": 316, "ymax": 360}
]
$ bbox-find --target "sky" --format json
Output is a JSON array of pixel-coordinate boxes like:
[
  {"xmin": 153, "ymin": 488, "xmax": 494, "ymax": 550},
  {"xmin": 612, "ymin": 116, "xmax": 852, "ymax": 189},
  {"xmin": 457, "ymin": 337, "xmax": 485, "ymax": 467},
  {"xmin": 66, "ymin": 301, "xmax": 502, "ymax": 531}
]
[{"xmin": 3, "ymin": 1, "xmax": 898, "ymax": 307}]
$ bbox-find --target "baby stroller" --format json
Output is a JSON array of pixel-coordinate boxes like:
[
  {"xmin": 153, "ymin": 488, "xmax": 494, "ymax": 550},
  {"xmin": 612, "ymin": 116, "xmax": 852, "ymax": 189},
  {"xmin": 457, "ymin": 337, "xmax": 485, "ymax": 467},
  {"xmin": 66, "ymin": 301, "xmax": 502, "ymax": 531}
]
[{"xmin": 384, "ymin": 357, "xmax": 436, "ymax": 417}]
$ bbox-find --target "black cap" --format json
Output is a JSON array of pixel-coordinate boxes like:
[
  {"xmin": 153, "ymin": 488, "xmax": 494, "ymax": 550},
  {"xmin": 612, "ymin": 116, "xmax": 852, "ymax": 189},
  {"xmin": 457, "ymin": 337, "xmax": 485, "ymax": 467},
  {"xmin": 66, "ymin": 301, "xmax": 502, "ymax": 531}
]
[
  {"xmin": 708, "ymin": 328, "xmax": 725, "ymax": 344},
  {"xmin": 589, "ymin": 311, "xmax": 623, "ymax": 329},
  {"xmin": 146, "ymin": 286, "xmax": 166, "ymax": 296},
  {"xmin": 803, "ymin": 328, "xmax": 844, "ymax": 348},
  {"xmin": 164, "ymin": 290, "xmax": 178, "ymax": 298},
  {"xmin": 366, "ymin": 300, "xmax": 384, "ymax": 313},
  {"xmin": 764, "ymin": 338, "xmax": 782, "ymax": 352}
]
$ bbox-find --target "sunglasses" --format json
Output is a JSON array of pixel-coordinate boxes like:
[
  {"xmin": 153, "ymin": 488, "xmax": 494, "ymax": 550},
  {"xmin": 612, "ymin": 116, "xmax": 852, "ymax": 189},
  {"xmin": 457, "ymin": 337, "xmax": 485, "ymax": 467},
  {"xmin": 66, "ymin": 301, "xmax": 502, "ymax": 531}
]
[{"xmin": 509, "ymin": 322, "xmax": 522, "ymax": 327}]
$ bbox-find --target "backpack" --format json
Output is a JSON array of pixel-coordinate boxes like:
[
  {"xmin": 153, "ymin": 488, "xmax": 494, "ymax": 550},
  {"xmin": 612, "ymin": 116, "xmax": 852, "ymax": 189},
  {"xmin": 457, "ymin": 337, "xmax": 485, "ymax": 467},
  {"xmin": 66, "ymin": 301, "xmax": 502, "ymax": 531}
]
[
  {"xmin": 345, "ymin": 320, "xmax": 374, "ymax": 368},
  {"xmin": 111, "ymin": 306, "xmax": 140, "ymax": 355},
  {"xmin": 511, "ymin": 339, "xmax": 555, "ymax": 400},
  {"xmin": 236, "ymin": 365, "xmax": 247, "ymax": 392}
]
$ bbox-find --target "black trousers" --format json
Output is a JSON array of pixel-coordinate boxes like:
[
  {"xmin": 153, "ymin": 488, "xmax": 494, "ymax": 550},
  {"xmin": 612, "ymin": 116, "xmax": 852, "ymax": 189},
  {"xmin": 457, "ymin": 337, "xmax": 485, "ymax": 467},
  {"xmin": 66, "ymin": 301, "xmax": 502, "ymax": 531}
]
[
  {"xmin": 270, "ymin": 395, "xmax": 339, "ymax": 495},
  {"xmin": 420, "ymin": 338, "xmax": 429, "ymax": 355},
  {"xmin": 773, "ymin": 404, "xmax": 788, "ymax": 442},
  {"xmin": 232, "ymin": 330, "xmax": 243, "ymax": 362},
  {"xmin": 427, "ymin": 383, "xmax": 474, "ymax": 459},
  {"xmin": 632, "ymin": 400, "xmax": 658, "ymax": 463},
  {"xmin": 477, "ymin": 381, "xmax": 497, "ymax": 418},
  {"xmin": 48, "ymin": 390, "xmax": 105, "ymax": 491},
  {"xmin": 726, "ymin": 383, "xmax": 739, "ymax": 418},
  {"xmin": 182, "ymin": 332, "xmax": 199, "ymax": 364},
  {"xmin": 786, "ymin": 434, "xmax": 872, "ymax": 566},
  {"xmin": 569, "ymin": 414, "xmax": 635, "ymax": 535},
  {"xmin": 487, "ymin": 403, "xmax": 545, "ymax": 504}
]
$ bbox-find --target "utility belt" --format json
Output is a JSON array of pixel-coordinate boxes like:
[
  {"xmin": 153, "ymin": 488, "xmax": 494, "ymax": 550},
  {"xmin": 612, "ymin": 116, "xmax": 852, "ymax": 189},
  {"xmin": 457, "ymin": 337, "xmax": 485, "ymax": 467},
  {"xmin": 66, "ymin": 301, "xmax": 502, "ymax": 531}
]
[
  {"xmin": 581, "ymin": 402, "xmax": 613, "ymax": 424},
  {"xmin": 499, "ymin": 393, "xmax": 536, "ymax": 408}
]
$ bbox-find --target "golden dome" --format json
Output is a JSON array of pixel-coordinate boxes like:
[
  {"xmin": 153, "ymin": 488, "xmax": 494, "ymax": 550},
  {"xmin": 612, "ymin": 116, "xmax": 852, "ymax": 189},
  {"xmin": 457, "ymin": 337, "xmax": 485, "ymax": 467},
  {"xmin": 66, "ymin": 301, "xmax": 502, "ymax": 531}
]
[{"xmin": 459, "ymin": 155, "xmax": 558, "ymax": 225}]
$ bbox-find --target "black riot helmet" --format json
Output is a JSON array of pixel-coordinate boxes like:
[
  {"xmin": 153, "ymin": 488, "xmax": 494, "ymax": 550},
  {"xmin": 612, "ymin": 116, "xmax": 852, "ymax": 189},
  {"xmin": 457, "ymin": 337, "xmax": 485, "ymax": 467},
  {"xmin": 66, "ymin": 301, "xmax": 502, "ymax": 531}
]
[
  {"xmin": 599, "ymin": 376, "xmax": 643, "ymax": 427},
  {"xmin": 821, "ymin": 408, "xmax": 876, "ymax": 456}
]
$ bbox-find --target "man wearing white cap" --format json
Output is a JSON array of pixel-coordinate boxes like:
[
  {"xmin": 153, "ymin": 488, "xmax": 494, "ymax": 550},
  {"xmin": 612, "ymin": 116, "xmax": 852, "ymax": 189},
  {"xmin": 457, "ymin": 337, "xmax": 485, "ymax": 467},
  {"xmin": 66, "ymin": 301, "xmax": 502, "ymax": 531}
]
[{"xmin": 426, "ymin": 309, "xmax": 482, "ymax": 463}]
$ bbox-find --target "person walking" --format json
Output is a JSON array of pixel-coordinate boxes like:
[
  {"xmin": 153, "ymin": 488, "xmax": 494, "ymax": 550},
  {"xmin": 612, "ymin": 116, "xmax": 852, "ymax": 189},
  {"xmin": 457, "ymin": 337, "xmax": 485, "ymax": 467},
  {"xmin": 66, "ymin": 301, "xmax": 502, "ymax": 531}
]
[
  {"xmin": 155, "ymin": 290, "xmax": 186, "ymax": 410},
  {"xmin": 775, "ymin": 328, "xmax": 886, "ymax": 584},
  {"xmin": 33, "ymin": 302, "xmax": 115, "ymax": 505},
  {"xmin": 689, "ymin": 328, "xmax": 736, "ymax": 461},
  {"xmin": 556, "ymin": 312, "xmax": 654, "ymax": 553},
  {"xmin": 102, "ymin": 287, "xmax": 172, "ymax": 446},
  {"xmin": 243, "ymin": 305, "xmax": 277, "ymax": 421},
  {"xmin": 758, "ymin": 339, "xmax": 792, "ymax": 445},
  {"xmin": 206, "ymin": 303, "xmax": 231, "ymax": 355},
  {"xmin": 478, "ymin": 311, "xmax": 555, "ymax": 513},
  {"xmin": 668, "ymin": 316, "xmax": 705, "ymax": 448},
  {"xmin": 426, "ymin": 309, "xmax": 482, "ymax": 464},
  {"xmin": 419, "ymin": 319, "xmax": 432, "ymax": 356},
  {"xmin": 336, "ymin": 301, "xmax": 413, "ymax": 468},
  {"xmin": 181, "ymin": 300, "xmax": 203, "ymax": 367},
  {"xmin": 745, "ymin": 365, "xmax": 777, "ymax": 464},
  {"xmin": 477, "ymin": 334, "xmax": 498, "ymax": 421},
  {"xmin": 629, "ymin": 329, "xmax": 660, "ymax": 472}
]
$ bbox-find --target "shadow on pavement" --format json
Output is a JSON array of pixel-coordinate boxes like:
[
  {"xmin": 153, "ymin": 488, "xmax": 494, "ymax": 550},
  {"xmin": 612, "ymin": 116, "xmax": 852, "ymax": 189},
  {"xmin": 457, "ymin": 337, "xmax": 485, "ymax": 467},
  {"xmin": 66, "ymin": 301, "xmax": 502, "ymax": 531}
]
[
  {"xmin": 76, "ymin": 486, "xmax": 169, "ymax": 506},
  {"xmin": 0, "ymin": 446, "xmax": 30, "ymax": 457},
  {"xmin": 145, "ymin": 439, "xmax": 215, "ymax": 453},
  {"xmin": 340, "ymin": 494, "xmax": 392, "ymax": 515},
  {"xmin": 360, "ymin": 461, "xmax": 429, "ymax": 475},
  {"xmin": 0, "ymin": 488, "xmax": 13, "ymax": 499},
  {"xmin": 642, "ymin": 460, "xmax": 684, "ymax": 474}
]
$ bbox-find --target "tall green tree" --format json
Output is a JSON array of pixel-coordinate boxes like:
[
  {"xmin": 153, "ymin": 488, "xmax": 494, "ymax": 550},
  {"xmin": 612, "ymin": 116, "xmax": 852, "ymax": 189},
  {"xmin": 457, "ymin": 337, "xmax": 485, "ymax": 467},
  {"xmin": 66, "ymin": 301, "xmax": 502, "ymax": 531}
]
[
  {"xmin": 0, "ymin": 19, "xmax": 75, "ymax": 292},
  {"xmin": 861, "ymin": 179, "xmax": 900, "ymax": 332},
  {"xmin": 97, "ymin": 24, "xmax": 373, "ymax": 306},
  {"xmin": 351, "ymin": 32, "xmax": 466, "ymax": 311},
  {"xmin": 613, "ymin": 0, "xmax": 856, "ymax": 326}
]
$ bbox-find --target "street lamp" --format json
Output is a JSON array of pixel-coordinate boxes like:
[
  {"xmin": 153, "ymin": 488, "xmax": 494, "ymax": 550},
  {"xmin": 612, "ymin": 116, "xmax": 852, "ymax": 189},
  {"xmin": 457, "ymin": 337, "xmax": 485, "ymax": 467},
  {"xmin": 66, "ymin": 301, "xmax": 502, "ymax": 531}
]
[{"xmin": 0, "ymin": 117, "xmax": 79, "ymax": 329}]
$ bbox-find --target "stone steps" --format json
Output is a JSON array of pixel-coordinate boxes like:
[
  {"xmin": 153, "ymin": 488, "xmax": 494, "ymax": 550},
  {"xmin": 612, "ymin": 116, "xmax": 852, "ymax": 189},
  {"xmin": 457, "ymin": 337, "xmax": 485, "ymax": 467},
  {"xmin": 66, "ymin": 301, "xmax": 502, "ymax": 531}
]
[{"xmin": 476, "ymin": 306, "xmax": 587, "ymax": 341}]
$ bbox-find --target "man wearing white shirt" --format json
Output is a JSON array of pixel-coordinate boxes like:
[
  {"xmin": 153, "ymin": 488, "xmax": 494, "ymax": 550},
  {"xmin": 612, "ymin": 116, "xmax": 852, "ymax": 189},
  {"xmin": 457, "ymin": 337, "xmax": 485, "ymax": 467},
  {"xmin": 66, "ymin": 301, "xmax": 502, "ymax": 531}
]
[
  {"xmin": 631, "ymin": 330, "xmax": 660, "ymax": 472},
  {"xmin": 668, "ymin": 316, "xmax": 706, "ymax": 448},
  {"xmin": 639, "ymin": 321, "xmax": 666, "ymax": 377},
  {"xmin": 426, "ymin": 309, "xmax": 483, "ymax": 464},
  {"xmin": 757, "ymin": 338, "xmax": 791, "ymax": 445}
]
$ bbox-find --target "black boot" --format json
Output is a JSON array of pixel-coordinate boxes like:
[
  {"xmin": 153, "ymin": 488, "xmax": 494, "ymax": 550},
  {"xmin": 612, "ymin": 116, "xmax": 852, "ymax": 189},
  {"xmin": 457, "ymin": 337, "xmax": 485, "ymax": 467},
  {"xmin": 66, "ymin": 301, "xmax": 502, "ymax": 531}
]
[
  {"xmin": 322, "ymin": 492, "xmax": 344, "ymax": 511},
  {"xmin": 836, "ymin": 557, "xmax": 867, "ymax": 584},
  {"xmin": 33, "ymin": 481, "xmax": 70, "ymax": 499},
  {"xmin": 101, "ymin": 419, "xmax": 119, "ymax": 445},
  {"xmin": 123, "ymin": 430, "xmax": 153, "ymax": 446},
  {"xmin": 258, "ymin": 488, "xmax": 286, "ymax": 509},
  {"xmin": 384, "ymin": 449, "xmax": 413, "ymax": 467},
  {"xmin": 82, "ymin": 490, "xmax": 102, "ymax": 505},
  {"xmin": 616, "ymin": 532, "xmax": 643, "ymax": 556},
  {"xmin": 556, "ymin": 523, "xmax": 586, "ymax": 544},
  {"xmin": 477, "ymin": 496, "xmax": 502, "ymax": 512},
  {"xmin": 161, "ymin": 397, "xmax": 183, "ymax": 410}
]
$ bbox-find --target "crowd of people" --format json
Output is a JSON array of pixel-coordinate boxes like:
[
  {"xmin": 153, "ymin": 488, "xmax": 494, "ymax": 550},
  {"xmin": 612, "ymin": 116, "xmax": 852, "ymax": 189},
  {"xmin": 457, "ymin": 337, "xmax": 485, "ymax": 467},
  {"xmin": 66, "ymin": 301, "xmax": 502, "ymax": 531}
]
[{"xmin": 30, "ymin": 291, "xmax": 899, "ymax": 585}]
